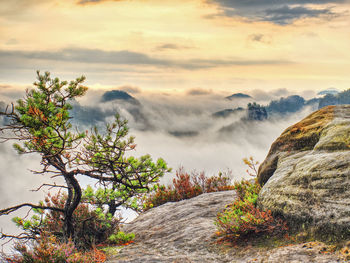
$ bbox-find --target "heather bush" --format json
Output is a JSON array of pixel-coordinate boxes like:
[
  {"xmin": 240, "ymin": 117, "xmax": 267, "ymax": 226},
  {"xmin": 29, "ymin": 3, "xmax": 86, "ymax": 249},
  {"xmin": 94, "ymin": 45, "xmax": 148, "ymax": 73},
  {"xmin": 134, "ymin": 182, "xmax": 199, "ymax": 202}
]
[
  {"xmin": 12, "ymin": 192, "xmax": 121, "ymax": 250},
  {"xmin": 142, "ymin": 168, "xmax": 234, "ymax": 210},
  {"xmin": 215, "ymin": 158, "xmax": 287, "ymax": 242},
  {"xmin": 2, "ymin": 235, "xmax": 98, "ymax": 263}
]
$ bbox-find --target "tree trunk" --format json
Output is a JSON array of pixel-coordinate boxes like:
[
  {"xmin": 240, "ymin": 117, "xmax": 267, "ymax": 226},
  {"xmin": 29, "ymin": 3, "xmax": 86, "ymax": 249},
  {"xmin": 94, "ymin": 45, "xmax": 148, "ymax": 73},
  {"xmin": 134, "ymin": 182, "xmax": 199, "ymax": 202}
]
[
  {"xmin": 63, "ymin": 173, "xmax": 82, "ymax": 241},
  {"xmin": 108, "ymin": 199, "xmax": 117, "ymax": 216}
]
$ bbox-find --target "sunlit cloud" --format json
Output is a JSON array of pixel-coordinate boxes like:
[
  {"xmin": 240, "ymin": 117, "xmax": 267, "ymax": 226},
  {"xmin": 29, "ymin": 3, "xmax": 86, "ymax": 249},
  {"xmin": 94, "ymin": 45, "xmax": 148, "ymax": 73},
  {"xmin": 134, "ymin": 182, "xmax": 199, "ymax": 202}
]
[
  {"xmin": 208, "ymin": 0, "xmax": 348, "ymax": 24},
  {"xmin": 0, "ymin": 48, "xmax": 293, "ymax": 70}
]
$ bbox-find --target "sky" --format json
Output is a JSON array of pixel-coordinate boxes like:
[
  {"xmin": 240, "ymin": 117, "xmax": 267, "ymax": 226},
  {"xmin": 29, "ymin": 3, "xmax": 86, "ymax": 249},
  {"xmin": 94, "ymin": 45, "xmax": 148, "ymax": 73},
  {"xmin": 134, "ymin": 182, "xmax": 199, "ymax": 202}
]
[
  {"xmin": 0, "ymin": 0, "xmax": 350, "ymax": 251},
  {"xmin": 0, "ymin": 0, "xmax": 349, "ymax": 93}
]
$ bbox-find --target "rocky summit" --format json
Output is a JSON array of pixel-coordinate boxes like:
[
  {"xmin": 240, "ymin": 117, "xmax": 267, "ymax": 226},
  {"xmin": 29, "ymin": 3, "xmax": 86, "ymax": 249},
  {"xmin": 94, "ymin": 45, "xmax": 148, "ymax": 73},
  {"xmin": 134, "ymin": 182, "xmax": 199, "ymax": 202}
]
[
  {"xmin": 107, "ymin": 190, "xmax": 342, "ymax": 262},
  {"xmin": 258, "ymin": 105, "xmax": 350, "ymax": 238},
  {"xmin": 108, "ymin": 191, "xmax": 237, "ymax": 262}
]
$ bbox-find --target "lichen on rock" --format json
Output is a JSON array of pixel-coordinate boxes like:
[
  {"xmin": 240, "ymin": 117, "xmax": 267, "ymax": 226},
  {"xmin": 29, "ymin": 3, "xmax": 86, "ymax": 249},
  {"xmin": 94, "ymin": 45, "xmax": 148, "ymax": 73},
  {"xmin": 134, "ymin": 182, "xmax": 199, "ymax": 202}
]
[{"xmin": 258, "ymin": 105, "xmax": 350, "ymax": 240}]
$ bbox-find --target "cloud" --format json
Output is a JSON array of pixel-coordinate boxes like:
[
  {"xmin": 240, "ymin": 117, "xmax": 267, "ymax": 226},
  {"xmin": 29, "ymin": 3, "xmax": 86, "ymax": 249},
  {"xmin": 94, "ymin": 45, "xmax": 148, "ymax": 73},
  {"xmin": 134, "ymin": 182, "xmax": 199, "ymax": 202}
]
[
  {"xmin": 211, "ymin": 0, "xmax": 346, "ymax": 9},
  {"xmin": 271, "ymin": 88, "xmax": 289, "ymax": 97},
  {"xmin": 186, "ymin": 88, "xmax": 213, "ymax": 96},
  {"xmin": 209, "ymin": 0, "xmax": 346, "ymax": 24},
  {"xmin": 77, "ymin": 0, "xmax": 124, "ymax": 5},
  {"xmin": 5, "ymin": 39, "xmax": 18, "ymax": 46},
  {"xmin": 118, "ymin": 85, "xmax": 141, "ymax": 94},
  {"xmin": 0, "ymin": 84, "xmax": 12, "ymax": 89},
  {"xmin": 248, "ymin": 34, "xmax": 264, "ymax": 42},
  {"xmin": 0, "ymin": 48, "xmax": 292, "ymax": 70},
  {"xmin": 263, "ymin": 5, "xmax": 333, "ymax": 25},
  {"xmin": 155, "ymin": 43, "xmax": 192, "ymax": 51},
  {"xmin": 247, "ymin": 34, "xmax": 271, "ymax": 44},
  {"xmin": 249, "ymin": 89, "xmax": 291, "ymax": 102},
  {"xmin": 0, "ymin": 0, "xmax": 52, "ymax": 20},
  {"xmin": 0, "ymin": 85, "xmax": 27, "ymax": 102},
  {"xmin": 0, "ymin": 101, "xmax": 5, "ymax": 112},
  {"xmin": 0, "ymin": 141, "xmax": 64, "ymax": 253}
]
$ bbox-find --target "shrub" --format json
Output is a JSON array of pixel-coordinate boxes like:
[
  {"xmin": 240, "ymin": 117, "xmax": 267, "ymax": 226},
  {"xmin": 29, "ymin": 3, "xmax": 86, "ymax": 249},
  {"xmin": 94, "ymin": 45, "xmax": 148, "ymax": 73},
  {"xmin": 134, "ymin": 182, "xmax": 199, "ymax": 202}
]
[
  {"xmin": 108, "ymin": 231, "xmax": 135, "ymax": 245},
  {"xmin": 2, "ymin": 235, "xmax": 99, "ymax": 263},
  {"xmin": 142, "ymin": 168, "xmax": 234, "ymax": 210},
  {"xmin": 215, "ymin": 158, "xmax": 288, "ymax": 242},
  {"xmin": 12, "ymin": 192, "xmax": 121, "ymax": 250}
]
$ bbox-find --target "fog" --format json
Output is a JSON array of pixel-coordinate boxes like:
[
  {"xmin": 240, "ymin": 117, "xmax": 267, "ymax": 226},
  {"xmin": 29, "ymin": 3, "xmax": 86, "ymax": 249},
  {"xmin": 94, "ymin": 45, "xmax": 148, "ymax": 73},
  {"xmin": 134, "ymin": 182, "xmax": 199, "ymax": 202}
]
[{"xmin": 0, "ymin": 86, "xmax": 315, "ymax": 252}]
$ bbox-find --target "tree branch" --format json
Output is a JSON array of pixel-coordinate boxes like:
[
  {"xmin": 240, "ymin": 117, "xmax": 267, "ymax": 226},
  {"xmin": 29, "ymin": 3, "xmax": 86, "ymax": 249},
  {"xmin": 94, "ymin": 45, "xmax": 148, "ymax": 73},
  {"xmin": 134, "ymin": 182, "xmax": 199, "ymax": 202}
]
[
  {"xmin": 0, "ymin": 203, "xmax": 64, "ymax": 216},
  {"xmin": 30, "ymin": 183, "xmax": 68, "ymax": 192}
]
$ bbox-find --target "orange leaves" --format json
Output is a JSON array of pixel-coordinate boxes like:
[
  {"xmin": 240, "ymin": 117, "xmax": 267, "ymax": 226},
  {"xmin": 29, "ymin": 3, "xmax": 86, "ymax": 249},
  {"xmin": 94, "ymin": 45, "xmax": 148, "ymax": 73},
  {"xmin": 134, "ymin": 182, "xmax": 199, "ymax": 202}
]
[
  {"xmin": 120, "ymin": 240, "xmax": 134, "ymax": 246},
  {"xmin": 28, "ymin": 106, "xmax": 47, "ymax": 122},
  {"xmin": 129, "ymin": 144, "xmax": 136, "ymax": 150},
  {"xmin": 93, "ymin": 248, "xmax": 107, "ymax": 263},
  {"xmin": 56, "ymin": 112, "xmax": 63, "ymax": 121},
  {"xmin": 142, "ymin": 169, "xmax": 235, "ymax": 211},
  {"xmin": 32, "ymin": 135, "xmax": 47, "ymax": 147},
  {"xmin": 215, "ymin": 178, "xmax": 288, "ymax": 243},
  {"xmin": 243, "ymin": 157, "xmax": 259, "ymax": 177}
]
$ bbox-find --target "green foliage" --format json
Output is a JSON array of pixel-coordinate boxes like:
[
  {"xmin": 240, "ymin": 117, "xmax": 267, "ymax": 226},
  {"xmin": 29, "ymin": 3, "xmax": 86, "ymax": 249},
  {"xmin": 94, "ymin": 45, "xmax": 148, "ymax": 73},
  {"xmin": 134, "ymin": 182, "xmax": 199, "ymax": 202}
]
[
  {"xmin": 83, "ymin": 185, "xmax": 139, "ymax": 212},
  {"xmin": 215, "ymin": 158, "xmax": 287, "ymax": 242},
  {"xmin": 13, "ymin": 71, "xmax": 87, "ymax": 156},
  {"xmin": 108, "ymin": 231, "xmax": 135, "ymax": 245},
  {"xmin": 142, "ymin": 169, "xmax": 235, "ymax": 211},
  {"xmin": 81, "ymin": 114, "xmax": 171, "ymax": 213}
]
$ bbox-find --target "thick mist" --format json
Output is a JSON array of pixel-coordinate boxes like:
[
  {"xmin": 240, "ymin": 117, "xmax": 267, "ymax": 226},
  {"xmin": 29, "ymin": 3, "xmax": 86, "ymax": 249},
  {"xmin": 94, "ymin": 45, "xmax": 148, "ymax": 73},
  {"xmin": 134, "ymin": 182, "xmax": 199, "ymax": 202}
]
[{"xmin": 0, "ymin": 86, "xmax": 315, "ymax": 252}]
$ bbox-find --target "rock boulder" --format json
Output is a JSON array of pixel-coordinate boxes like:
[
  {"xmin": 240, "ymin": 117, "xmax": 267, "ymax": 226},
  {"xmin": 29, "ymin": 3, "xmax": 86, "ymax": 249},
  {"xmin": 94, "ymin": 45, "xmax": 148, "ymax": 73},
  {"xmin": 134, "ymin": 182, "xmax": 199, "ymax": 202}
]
[{"xmin": 258, "ymin": 105, "xmax": 350, "ymax": 238}]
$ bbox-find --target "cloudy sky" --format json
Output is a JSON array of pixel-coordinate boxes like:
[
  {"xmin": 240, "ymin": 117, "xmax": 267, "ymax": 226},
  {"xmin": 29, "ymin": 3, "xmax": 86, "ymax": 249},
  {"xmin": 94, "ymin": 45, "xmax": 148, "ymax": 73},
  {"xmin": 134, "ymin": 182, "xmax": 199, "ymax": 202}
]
[{"xmin": 0, "ymin": 0, "xmax": 349, "ymax": 93}]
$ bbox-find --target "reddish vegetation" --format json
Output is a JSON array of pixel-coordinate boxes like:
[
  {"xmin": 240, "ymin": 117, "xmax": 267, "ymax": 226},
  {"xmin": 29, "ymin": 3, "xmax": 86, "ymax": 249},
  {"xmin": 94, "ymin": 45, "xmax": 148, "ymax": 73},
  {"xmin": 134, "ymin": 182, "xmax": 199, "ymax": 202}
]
[
  {"xmin": 41, "ymin": 192, "xmax": 120, "ymax": 249},
  {"xmin": 215, "ymin": 179, "xmax": 288, "ymax": 243},
  {"xmin": 142, "ymin": 169, "xmax": 235, "ymax": 210}
]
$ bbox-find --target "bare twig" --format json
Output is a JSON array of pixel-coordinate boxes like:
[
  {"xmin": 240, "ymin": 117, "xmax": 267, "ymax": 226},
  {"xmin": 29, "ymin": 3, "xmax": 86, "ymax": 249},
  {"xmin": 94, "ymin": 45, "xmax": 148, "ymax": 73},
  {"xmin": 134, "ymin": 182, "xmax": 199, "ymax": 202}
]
[
  {"xmin": 30, "ymin": 183, "xmax": 68, "ymax": 192},
  {"xmin": 0, "ymin": 203, "xmax": 64, "ymax": 216}
]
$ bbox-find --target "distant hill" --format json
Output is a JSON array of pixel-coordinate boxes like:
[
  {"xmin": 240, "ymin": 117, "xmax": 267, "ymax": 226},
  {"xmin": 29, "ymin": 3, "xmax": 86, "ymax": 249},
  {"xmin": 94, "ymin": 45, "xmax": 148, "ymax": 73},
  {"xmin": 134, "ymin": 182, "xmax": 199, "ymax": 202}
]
[
  {"xmin": 168, "ymin": 130, "xmax": 199, "ymax": 138},
  {"xmin": 318, "ymin": 88, "xmax": 339, "ymax": 96},
  {"xmin": 212, "ymin": 107, "xmax": 244, "ymax": 118},
  {"xmin": 101, "ymin": 90, "xmax": 140, "ymax": 105},
  {"xmin": 267, "ymin": 95, "xmax": 305, "ymax": 115},
  {"xmin": 305, "ymin": 98, "xmax": 320, "ymax": 106},
  {"xmin": 225, "ymin": 93, "xmax": 251, "ymax": 100},
  {"xmin": 318, "ymin": 89, "xmax": 350, "ymax": 109}
]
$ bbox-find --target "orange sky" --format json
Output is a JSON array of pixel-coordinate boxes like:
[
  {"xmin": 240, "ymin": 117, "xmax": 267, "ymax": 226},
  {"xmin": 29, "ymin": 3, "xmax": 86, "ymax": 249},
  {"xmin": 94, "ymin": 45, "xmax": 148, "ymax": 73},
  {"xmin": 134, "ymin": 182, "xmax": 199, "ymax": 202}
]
[{"xmin": 0, "ymin": 0, "xmax": 349, "ymax": 94}]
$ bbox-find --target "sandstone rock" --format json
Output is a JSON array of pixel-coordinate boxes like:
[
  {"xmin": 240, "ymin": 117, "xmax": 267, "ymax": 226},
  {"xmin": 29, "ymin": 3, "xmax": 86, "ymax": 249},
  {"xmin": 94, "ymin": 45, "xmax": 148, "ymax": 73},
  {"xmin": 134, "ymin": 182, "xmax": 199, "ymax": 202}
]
[
  {"xmin": 258, "ymin": 105, "xmax": 350, "ymax": 238},
  {"xmin": 108, "ymin": 191, "xmax": 237, "ymax": 262},
  {"xmin": 107, "ymin": 191, "xmax": 342, "ymax": 262}
]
